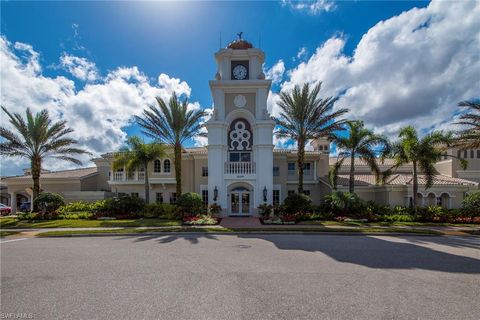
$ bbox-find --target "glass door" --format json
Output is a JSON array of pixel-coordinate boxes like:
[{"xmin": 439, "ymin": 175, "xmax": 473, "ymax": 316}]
[
  {"xmin": 231, "ymin": 193, "xmax": 240, "ymax": 215},
  {"xmin": 230, "ymin": 191, "xmax": 250, "ymax": 215},
  {"xmin": 241, "ymin": 193, "xmax": 250, "ymax": 214}
]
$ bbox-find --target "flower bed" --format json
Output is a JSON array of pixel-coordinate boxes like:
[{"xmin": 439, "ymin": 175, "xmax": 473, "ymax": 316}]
[
  {"xmin": 260, "ymin": 214, "xmax": 297, "ymax": 225},
  {"xmin": 182, "ymin": 215, "xmax": 220, "ymax": 226}
]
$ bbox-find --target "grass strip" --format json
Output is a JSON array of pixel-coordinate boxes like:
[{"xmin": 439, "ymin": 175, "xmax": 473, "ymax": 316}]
[
  {"xmin": 37, "ymin": 226, "xmax": 441, "ymax": 237},
  {"xmin": 0, "ymin": 218, "xmax": 181, "ymax": 229},
  {"xmin": 0, "ymin": 230, "xmax": 20, "ymax": 237}
]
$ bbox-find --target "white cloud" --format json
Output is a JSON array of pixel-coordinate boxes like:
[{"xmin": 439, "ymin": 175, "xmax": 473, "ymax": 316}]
[
  {"xmin": 0, "ymin": 36, "xmax": 197, "ymax": 175},
  {"xmin": 265, "ymin": 60, "xmax": 285, "ymax": 85},
  {"xmin": 295, "ymin": 47, "xmax": 308, "ymax": 61},
  {"xmin": 279, "ymin": 0, "xmax": 480, "ymax": 139},
  {"xmin": 60, "ymin": 53, "xmax": 98, "ymax": 81},
  {"xmin": 282, "ymin": 0, "xmax": 336, "ymax": 15}
]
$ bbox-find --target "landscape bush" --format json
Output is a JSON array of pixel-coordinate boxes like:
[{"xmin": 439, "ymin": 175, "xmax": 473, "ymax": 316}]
[
  {"xmin": 323, "ymin": 191, "xmax": 366, "ymax": 217},
  {"xmin": 283, "ymin": 193, "xmax": 312, "ymax": 214},
  {"xmin": 142, "ymin": 203, "xmax": 179, "ymax": 219},
  {"xmin": 34, "ymin": 192, "xmax": 65, "ymax": 214},
  {"xmin": 460, "ymin": 192, "xmax": 480, "ymax": 217},
  {"xmin": 97, "ymin": 195, "xmax": 145, "ymax": 217},
  {"xmin": 176, "ymin": 192, "xmax": 203, "ymax": 215}
]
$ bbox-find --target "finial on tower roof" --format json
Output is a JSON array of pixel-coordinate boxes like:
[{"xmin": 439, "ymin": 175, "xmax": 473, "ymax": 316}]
[{"xmin": 237, "ymin": 31, "xmax": 243, "ymax": 40}]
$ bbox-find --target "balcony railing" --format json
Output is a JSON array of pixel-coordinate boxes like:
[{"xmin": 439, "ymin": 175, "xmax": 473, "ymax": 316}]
[
  {"xmin": 225, "ymin": 161, "xmax": 256, "ymax": 175},
  {"xmin": 111, "ymin": 172, "xmax": 145, "ymax": 181}
]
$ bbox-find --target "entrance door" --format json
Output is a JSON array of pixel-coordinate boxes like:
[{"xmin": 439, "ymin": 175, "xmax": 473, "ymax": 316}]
[{"xmin": 230, "ymin": 189, "xmax": 250, "ymax": 216}]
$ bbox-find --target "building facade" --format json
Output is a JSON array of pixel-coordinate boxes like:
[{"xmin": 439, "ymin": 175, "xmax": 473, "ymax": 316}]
[{"xmin": 1, "ymin": 38, "xmax": 478, "ymax": 213}]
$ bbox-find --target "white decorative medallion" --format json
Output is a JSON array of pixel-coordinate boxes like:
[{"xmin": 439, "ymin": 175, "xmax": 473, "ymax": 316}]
[{"xmin": 234, "ymin": 94, "xmax": 246, "ymax": 108}]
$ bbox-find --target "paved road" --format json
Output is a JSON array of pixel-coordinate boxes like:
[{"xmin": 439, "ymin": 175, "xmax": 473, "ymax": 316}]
[{"xmin": 1, "ymin": 234, "xmax": 479, "ymax": 320}]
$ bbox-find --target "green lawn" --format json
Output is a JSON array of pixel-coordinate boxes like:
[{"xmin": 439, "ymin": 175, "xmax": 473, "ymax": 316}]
[
  {"xmin": 0, "ymin": 230, "xmax": 20, "ymax": 237},
  {"xmin": 0, "ymin": 217, "xmax": 181, "ymax": 229}
]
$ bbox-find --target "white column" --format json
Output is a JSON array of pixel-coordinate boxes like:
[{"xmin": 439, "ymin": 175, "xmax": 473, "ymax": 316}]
[{"xmin": 9, "ymin": 192, "xmax": 16, "ymax": 213}]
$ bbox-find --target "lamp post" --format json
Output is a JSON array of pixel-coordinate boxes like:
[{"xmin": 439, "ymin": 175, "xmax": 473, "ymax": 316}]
[
  {"xmin": 263, "ymin": 186, "xmax": 267, "ymax": 203},
  {"xmin": 213, "ymin": 186, "xmax": 218, "ymax": 202}
]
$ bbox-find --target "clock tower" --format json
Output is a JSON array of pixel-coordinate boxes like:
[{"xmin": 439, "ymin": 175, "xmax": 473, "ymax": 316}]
[{"xmin": 206, "ymin": 34, "xmax": 275, "ymax": 216}]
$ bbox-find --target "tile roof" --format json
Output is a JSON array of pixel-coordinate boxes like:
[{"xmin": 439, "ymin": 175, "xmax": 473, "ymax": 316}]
[
  {"xmin": 3, "ymin": 167, "xmax": 98, "ymax": 180},
  {"xmin": 332, "ymin": 174, "xmax": 477, "ymax": 187}
]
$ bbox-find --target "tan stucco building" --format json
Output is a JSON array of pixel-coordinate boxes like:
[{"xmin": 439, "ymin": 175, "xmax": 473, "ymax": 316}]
[{"xmin": 1, "ymin": 39, "xmax": 478, "ymax": 214}]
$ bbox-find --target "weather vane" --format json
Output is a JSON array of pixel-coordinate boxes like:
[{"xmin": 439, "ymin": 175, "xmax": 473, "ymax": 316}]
[{"xmin": 237, "ymin": 32, "xmax": 243, "ymax": 40}]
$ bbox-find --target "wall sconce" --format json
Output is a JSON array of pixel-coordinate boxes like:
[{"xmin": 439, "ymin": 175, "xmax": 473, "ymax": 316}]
[
  {"xmin": 213, "ymin": 186, "xmax": 218, "ymax": 202},
  {"xmin": 263, "ymin": 186, "xmax": 267, "ymax": 202}
]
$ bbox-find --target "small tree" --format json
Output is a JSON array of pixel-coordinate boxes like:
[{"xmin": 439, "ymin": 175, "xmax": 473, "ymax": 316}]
[
  {"xmin": 386, "ymin": 126, "xmax": 464, "ymax": 209},
  {"xmin": 332, "ymin": 121, "xmax": 390, "ymax": 193},
  {"xmin": 273, "ymin": 83, "xmax": 348, "ymax": 193},
  {"xmin": 136, "ymin": 93, "xmax": 207, "ymax": 197},
  {"xmin": 1, "ymin": 107, "xmax": 89, "ymax": 207},
  {"xmin": 113, "ymin": 136, "xmax": 165, "ymax": 204}
]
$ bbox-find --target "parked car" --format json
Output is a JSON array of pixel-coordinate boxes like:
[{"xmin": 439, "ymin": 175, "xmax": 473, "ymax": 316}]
[
  {"xmin": 0, "ymin": 203, "xmax": 12, "ymax": 215},
  {"xmin": 19, "ymin": 202, "xmax": 31, "ymax": 212}
]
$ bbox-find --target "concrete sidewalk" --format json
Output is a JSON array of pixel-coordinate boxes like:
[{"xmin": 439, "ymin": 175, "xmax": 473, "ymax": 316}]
[{"xmin": 1, "ymin": 218, "xmax": 479, "ymax": 237}]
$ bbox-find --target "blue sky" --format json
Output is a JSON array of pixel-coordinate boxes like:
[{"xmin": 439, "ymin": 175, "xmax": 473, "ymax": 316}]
[{"xmin": 1, "ymin": 1, "xmax": 479, "ymax": 175}]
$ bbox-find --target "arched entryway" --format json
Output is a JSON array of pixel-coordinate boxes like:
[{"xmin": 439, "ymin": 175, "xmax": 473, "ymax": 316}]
[{"xmin": 228, "ymin": 183, "xmax": 253, "ymax": 216}]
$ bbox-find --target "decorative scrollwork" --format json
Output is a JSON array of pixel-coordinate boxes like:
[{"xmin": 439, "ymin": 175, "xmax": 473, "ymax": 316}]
[{"xmin": 229, "ymin": 120, "xmax": 252, "ymax": 151}]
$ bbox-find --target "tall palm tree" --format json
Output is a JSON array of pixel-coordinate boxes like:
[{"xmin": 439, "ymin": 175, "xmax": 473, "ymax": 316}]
[
  {"xmin": 136, "ymin": 93, "xmax": 207, "ymax": 197},
  {"xmin": 273, "ymin": 82, "xmax": 349, "ymax": 193},
  {"xmin": 454, "ymin": 100, "xmax": 480, "ymax": 149},
  {"xmin": 112, "ymin": 136, "xmax": 165, "ymax": 204},
  {"xmin": 0, "ymin": 106, "xmax": 89, "ymax": 205},
  {"xmin": 386, "ymin": 126, "xmax": 460, "ymax": 208},
  {"xmin": 332, "ymin": 121, "xmax": 390, "ymax": 193}
]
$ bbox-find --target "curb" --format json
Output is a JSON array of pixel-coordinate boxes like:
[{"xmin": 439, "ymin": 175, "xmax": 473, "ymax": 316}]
[{"xmin": 36, "ymin": 230, "xmax": 448, "ymax": 238}]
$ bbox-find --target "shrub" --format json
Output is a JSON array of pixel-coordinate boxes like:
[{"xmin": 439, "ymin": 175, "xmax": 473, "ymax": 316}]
[
  {"xmin": 323, "ymin": 191, "xmax": 365, "ymax": 217},
  {"xmin": 143, "ymin": 203, "xmax": 179, "ymax": 219},
  {"xmin": 461, "ymin": 192, "xmax": 480, "ymax": 217},
  {"xmin": 176, "ymin": 192, "xmax": 203, "ymax": 215},
  {"xmin": 283, "ymin": 193, "xmax": 312, "ymax": 214},
  {"xmin": 257, "ymin": 204, "xmax": 273, "ymax": 218},
  {"xmin": 34, "ymin": 192, "xmax": 65, "ymax": 214},
  {"xmin": 58, "ymin": 212, "xmax": 93, "ymax": 220},
  {"xmin": 208, "ymin": 203, "xmax": 222, "ymax": 216},
  {"xmin": 58, "ymin": 201, "xmax": 92, "ymax": 214},
  {"xmin": 17, "ymin": 212, "xmax": 40, "ymax": 220},
  {"xmin": 99, "ymin": 195, "xmax": 145, "ymax": 217}
]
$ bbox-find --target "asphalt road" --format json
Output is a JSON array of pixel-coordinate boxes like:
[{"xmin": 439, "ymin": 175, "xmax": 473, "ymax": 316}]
[{"xmin": 1, "ymin": 234, "xmax": 479, "ymax": 320}]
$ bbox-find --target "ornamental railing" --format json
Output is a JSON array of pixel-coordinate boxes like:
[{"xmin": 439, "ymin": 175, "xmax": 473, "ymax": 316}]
[{"xmin": 225, "ymin": 161, "xmax": 256, "ymax": 175}]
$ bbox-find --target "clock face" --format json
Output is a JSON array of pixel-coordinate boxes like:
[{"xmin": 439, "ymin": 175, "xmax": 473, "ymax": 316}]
[{"xmin": 232, "ymin": 64, "xmax": 248, "ymax": 80}]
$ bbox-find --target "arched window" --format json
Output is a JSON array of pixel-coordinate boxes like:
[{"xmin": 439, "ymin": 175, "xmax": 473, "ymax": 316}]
[
  {"xmin": 163, "ymin": 159, "xmax": 171, "ymax": 173},
  {"xmin": 154, "ymin": 160, "xmax": 161, "ymax": 173}
]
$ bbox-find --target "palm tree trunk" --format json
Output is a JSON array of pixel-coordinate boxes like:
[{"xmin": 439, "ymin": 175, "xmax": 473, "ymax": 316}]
[
  {"xmin": 31, "ymin": 156, "xmax": 41, "ymax": 211},
  {"xmin": 412, "ymin": 161, "xmax": 418, "ymax": 210},
  {"xmin": 349, "ymin": 153, "xmax": 355, "ymax": 193},
  {"xmin": 174, "ymin": 142, "xmax": 182, "ymax": 198},
  {"xmin": 144, "ymin": 161, "xmax": 150, "ymax": 204},
  {"xmin": 297, "ymin": 137, "xmax": 305, "ymax": 194}
]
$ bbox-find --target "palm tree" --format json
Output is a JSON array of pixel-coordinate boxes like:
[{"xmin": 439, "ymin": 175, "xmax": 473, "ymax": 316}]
[
  {"xmin": 136, "ymin": 93, "xmax": 207, "ymax": 197},
  {"xmin": 386, "ymin": 126, "xmax": 459, "ymax": 208},
  {"xmin": 0, "ymin": 106, "xmax": 89, "ymax": 205},
  {"xmin": 273, "ymin": 82, "xmax": 349, "ymax": 193},
  {"xmin": 112, "ymin": 136, "xmax": 165, "ymax": 204},
  {"xmin": 454, "ymin": 100, "xmax": 480, "ymax": 149},
  {"xmin": 332, "ymin": 121, "xmax": 390, "ymax": 193}
]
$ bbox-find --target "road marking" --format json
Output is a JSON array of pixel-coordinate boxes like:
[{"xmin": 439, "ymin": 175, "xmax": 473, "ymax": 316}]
[{"xmin": 0, "ymin": 238, "xmax": 28, "ymax": 244}]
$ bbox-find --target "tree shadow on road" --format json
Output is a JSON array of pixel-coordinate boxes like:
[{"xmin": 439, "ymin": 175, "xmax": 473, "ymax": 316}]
[
  {"xmin": 236, "ymin": 234, "xmax": 480, "ymax": 274},
  {"xmin": 115, "ymin": 233, "xmax": 480, "ymax": 274},
  {"xmin": 117, "ymin": 233, "xmax": 220, "ymax": 244}
]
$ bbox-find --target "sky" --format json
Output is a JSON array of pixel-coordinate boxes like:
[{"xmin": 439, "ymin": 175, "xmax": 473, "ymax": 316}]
[{"xmin": 1, "ymin": 0, "xmax": 479, "ymax": 176}]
